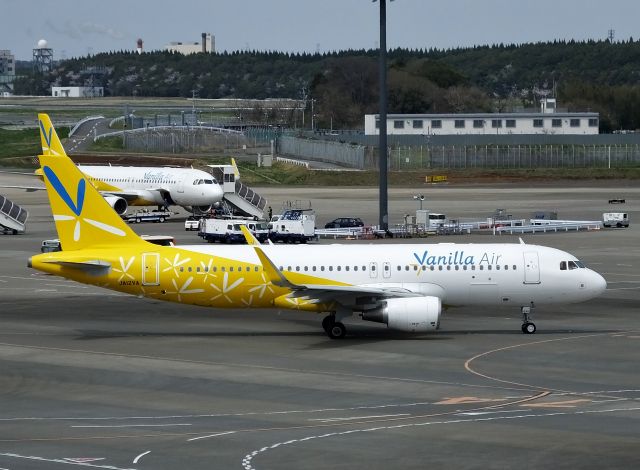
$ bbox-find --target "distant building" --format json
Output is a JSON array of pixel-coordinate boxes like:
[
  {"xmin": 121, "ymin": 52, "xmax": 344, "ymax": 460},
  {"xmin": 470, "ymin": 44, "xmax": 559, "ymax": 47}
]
[
  {"xmin": 365, "ymin": 99, "xmax": 599, "ymax": 136},
  {"xmin": 52, "ymin": 86, "xmax": 104, "ymax": 98},
  {"xmin": 0, "ymin": 50, "xmax": 15, "ymax": 95},
  {"xmin": 165, "ymin": 33, "xmax": 215, "ymax": 55}
]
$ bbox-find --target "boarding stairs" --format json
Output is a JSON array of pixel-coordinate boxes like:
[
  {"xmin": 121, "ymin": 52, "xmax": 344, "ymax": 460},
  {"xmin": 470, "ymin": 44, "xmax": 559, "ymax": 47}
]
[
  {"xmin": 207, "ymin": 165, "xmax": 267, "ymax": 219},
  {"xmin": 0, "ymin": 194, "xmax": 28, "ymax": 234}
]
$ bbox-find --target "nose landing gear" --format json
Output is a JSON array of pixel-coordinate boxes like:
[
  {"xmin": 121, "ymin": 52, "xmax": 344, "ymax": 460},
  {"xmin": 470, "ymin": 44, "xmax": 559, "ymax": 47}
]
[{"xmin": 521, "ymin": 304, "xmax": 536, "ymax": 334}]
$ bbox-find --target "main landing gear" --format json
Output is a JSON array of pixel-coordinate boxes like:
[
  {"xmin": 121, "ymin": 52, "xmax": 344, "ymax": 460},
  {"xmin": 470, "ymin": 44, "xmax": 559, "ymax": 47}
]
[
  {"xmin": 322, "ymin": 314, "xmax": 346, "ymax": 339},
  {"xmin": 521, "ymin": 304, "xmax": 536, "ymax": 334}
]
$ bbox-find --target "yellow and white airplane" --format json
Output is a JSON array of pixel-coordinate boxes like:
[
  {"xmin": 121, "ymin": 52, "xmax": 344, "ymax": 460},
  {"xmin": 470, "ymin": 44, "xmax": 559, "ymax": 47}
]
[{"xmin": 29, "ymin": 114, "xmax": 607, "ymax": 338}]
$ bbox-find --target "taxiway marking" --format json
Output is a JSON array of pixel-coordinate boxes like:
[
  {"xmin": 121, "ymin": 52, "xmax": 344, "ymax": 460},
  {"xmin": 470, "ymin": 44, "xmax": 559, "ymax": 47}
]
[
  {"xmin": 0, "ymin": 452, "xmax": 134, "ymax": 469},
  {"xmin": 72, "ymin": 424, "xmax": 192, "ymax": 428},
  {"xmin": 241, "ymin": 406, "xmax": 640, "ymax": 470},
  {"xmin": 132, "ymin": 451, "xmax": 150, "ymax": 464},
  {"xmin": 188, "ymin": 431, "xmax": 237, "ymax": 442},
  {"xmin": 309, "ymin": 413, "xmax": 410, "ymax": 422}
]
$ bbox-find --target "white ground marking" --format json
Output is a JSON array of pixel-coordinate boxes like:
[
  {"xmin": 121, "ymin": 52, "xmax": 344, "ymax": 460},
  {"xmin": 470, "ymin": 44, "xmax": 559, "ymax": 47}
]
[
  {"xmin": 0, "ymin": 401, "xmax": 448, "ymax": 422},
  {"xmin": 457, "ymin": 409, "xmax": 531, "ymax": 416},
  {"xmin": 72, "ymin": 423, "xmax": 192, "ymax": 428},
  {"xmin": 0, "ymin": 452, "xmax": 134, "ymax": 470},
  {"xmin": 187, "ymin": 431, "xmax": 237, "ymax": 442},
  {"xmin": 308, "ymin": 413, "xmax": 410, "ymax": 422},
  {"xmin": 241, "ymin": 406, "xmax": 640, "ymax": 470},
  {"xmin": 132, "ymin": 451, "xmax": 150, "ymax": 464}
]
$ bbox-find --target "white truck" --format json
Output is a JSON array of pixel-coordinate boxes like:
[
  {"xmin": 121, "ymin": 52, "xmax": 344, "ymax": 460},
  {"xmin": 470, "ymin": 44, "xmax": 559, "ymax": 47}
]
[
  {"xmin": 198, "ymin": 218, "xmax": 270, "ymax": 243},
  {"xmin": 603, "ymin": 212, "xmax": 629, "ymax": 228},
  {"xmin": 416, "ymin": 210, "xmax": 448, "ymax": 230},
  {"xmin": 268, "ymin": 209, "xmax": 316, "ymax": 243}
]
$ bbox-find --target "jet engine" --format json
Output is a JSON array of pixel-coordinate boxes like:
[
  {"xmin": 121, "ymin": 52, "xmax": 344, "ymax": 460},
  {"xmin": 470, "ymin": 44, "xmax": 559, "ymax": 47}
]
[
  {"xmin": 192, "ymin": 205, "xmax": 213, "ymax": 215},
  {"xmin": 103, "ymin": 196, "xmax": 128, "ymax": 215},
  {"xmin": 361, "ymin": 296, "xmax": 441, "ymax": 332}
]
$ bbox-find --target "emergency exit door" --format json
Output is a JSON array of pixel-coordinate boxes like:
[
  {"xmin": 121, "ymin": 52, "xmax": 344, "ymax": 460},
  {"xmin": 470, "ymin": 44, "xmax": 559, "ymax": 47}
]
[{"xmin": 142, "ymin": 253, "xmax": 160, "ymax": 286}]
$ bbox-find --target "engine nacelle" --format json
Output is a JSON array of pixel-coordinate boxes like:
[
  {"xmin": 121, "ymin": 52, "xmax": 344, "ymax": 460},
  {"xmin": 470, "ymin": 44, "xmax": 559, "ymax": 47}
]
[
  {"xmin": 362, "ymin": 296, "xmax": 441, "ymax": 332},
  {"xmin": 103, "ymin": 196, "xmax": 128, "ymax": 215},
  {"xmin": 192, "ymin": 205, "xmax": 212, "ymax": 215}
]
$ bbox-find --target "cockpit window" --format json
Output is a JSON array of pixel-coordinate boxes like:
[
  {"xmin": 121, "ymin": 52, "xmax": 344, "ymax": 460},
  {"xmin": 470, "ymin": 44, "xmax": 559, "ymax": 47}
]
[
  {"xmin": 193, "ymin": 179, "xmax": 201, "ymax": 185},
  {"xmin": 575, "ymin": 261, "xmax": 586, "ymax": 268},
  {"xmin": 568, "ymin": 261, "xmax": 579, "ymax": 270},
  {"xmin": 204, "ymin": 179, "xmax": 214, "ymax": 184},
  {"xmin": 560, "ymin": 261, "xmax": 567, "ymax": 271}
]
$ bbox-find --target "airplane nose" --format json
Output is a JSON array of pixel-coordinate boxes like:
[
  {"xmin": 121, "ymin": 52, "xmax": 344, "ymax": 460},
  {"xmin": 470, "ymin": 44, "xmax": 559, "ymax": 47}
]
[{"xmin": 594, "ymin": 272, "xmax": 607, "ymax": 295}]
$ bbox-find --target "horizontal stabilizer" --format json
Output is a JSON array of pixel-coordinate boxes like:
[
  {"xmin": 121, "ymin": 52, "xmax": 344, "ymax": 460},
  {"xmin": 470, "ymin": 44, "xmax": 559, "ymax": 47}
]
[{"xmin": 43, "ymin": 259, "xmax": 111, "ymax": 276}]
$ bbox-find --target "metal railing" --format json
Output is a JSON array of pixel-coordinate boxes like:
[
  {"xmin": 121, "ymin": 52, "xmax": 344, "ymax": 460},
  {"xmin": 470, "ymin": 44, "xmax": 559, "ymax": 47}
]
[{"xmin": 0, "ymin": 194, "xmax": 28, "ymax": 224}]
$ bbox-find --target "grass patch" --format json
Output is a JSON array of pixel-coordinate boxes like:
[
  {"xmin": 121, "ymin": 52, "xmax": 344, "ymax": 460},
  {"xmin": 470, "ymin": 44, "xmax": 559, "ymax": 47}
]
[
  {"xmin": 90, "ymin": 136, "xmax": 125, "ymax": 151},
  {"xmin": 0, "ymin": 127, "xmax": 69, "ymax": 159}
]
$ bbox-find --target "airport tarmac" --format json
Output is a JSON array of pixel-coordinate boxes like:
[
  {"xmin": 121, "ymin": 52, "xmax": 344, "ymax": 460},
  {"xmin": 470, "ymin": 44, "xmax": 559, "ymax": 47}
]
[{"xmin": 0, "ymin": 178, "xmax": 639, "ymax": 469}]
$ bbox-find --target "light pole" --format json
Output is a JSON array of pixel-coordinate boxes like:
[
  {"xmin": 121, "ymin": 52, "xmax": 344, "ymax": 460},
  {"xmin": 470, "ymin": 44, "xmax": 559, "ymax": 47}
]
[
  {"xmin": 373, "ymin": 0, "xmax": 393, "ymax": 230},
  {"xmin": 413, "ymin": 194, "xmax": 425, "ymax": 211}
]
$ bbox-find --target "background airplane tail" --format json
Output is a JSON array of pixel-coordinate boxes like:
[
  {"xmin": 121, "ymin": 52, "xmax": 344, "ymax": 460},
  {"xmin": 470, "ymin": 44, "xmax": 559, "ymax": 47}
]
[{"xmin": 37, "ymin": 113, "xmax": 144, "ymax": 251}]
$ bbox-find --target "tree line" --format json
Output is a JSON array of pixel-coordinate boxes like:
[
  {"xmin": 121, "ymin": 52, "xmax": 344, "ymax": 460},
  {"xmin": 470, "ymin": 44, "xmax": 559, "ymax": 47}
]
[{"xmin": 13, "ymin": 39, "xmax": 640, "ymax": 131}]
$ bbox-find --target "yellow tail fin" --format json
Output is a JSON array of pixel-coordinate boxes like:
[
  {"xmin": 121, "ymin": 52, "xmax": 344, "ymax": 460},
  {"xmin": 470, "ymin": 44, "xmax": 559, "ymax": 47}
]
[
  {"xmin": 38, "ymin": 114, "xmax": 67, "ymax": 156},
  {"xmin": 37, "ymin": 114, "xmax": 144, "ymax": 251}
]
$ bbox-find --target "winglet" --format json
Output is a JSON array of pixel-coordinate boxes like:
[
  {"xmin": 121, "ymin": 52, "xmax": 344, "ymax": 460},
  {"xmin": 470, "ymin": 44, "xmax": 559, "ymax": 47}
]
[
  {"xmin": 253, "ymin": 247, "xmax": 299, "ymax": 290},
  {"xmin": 240, "ymin": 224, "xmax": 261, "ymax": 245},
  {"xmin": 230, "ymin": 157, "xmax": 240, "ymax": 179},
  {"xmin": 38, "ymin": 114, "xmax": 67, "ymax": 157}
]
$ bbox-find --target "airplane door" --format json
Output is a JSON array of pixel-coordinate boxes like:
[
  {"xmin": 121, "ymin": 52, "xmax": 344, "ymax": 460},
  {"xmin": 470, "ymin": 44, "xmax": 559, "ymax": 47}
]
[
  {"xmin": 177, "ymin": 175, "xmax": 185, "ymax": 194},
  {"xmin": 369, "ymin": 262, "xmax": 378, "ymax": 279},
  {"xmin": 523, "ymin": 251, "xmax": 540, "ymax": 284},
  {"xmin": 383, "ymin": 261, "xmax": 391, "ymax": 278},
  {"xmin": 142, "ymin": 253, "xmax": 160, "ymax": 286}
]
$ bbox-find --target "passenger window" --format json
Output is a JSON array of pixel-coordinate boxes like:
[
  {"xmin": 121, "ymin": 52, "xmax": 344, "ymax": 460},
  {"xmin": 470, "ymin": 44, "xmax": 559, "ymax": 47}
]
[
  {"xmin": 438, "ymin": 266, "xmax": 443, "ymax": 271},
  {"xmin": 329, "ymin": 266, "xmax": 333, "ymax": 271},
  {"xmin": 455, "ymin": 265, "xmax": 459, "ymax": 271},
  {"xmin": 487, "ymin": 265, "xmax": 492, "ymax": 271},
  {"xmin": 463, "ymin": 265, "xmax": 467, "ymax": 271},
  {"xmin": 304, "ymin": 266, "xmax": 308, "ymax": 271},
  {"xmin": 504, "ymin": 265, "xmax": 508, "ymax": 270},
  {"xmin": 321, "ymin": 266, "xmax": 325, "ymax": 271},
  {"xmin": 430, "ymin": 266, "xmax": 435, "ymax": 271},
  {"xmin": 295, "ymin": 266, "xmax": 300, "ymax": 271},
  {"xmin": 560, "ymin": 261, "xmax": 567, "ymax": 271},
  {"xmin": 513, "ymin": 265, "xmax": 517, "ymax": 270},
  {"xmin": 312, "ymin": 266, "xmax": 317, "ymax": 271},
  {"xmin": 496, "ymin": 265, "xmax": 500, "ymax": 270},
  {"xmin": 354, "ymin": 266, "xmax": 358, "ymax": 271},
  {"xmin": 397, "ymin": 265, "xmax": 401, "ymax": 271},
  {"xmin": 446, "ymin": 266, "xmax": 451, "ymax": 271},
  {"xmin": 413, "ymin": 265, "xmax": 418, "ymax": 271},
  {"xmin": 345, "ymin": 266, "xmax": 350, "ymax": 271},
  {"xmin": 337, "ymin": 266, "xmax": 341, "ymax": 271},
  {"xmin": 421, "ymin": 265, "xmax": 426, "ymax": 271},
  {"xmin": 405, "ymin": 266, "xmax": 410, "ymax": 271},
  {"xmin": 479, "ymin": 265, "xmax": 484, "ymax": 270}
]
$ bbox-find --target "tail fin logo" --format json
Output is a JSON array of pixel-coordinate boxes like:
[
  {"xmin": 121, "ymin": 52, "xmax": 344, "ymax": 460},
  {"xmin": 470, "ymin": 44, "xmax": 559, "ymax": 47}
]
[
  {"xmin": 39, "ymin": 120, "xmax": 56, "ymax": 155},
  {"xmin": 43, "ymin": 165, "xmax": 126, "ymax": 241},
  {"xmin": 44, "ymin": 166, "xmax": 85, "ymax": 216}
]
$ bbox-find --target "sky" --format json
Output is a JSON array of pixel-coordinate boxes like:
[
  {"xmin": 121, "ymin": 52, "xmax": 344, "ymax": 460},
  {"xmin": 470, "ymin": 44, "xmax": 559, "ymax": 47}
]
[{"xmin": 2, "ymin": 0, "xmax": 639, "ymax": 60}]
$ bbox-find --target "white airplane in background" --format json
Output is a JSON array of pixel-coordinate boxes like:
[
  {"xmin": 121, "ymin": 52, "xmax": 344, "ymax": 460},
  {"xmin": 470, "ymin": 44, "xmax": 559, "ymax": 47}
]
[
  {"xmin": 30, "ymin": 114, "xmax": 608, "ymax": 339},
  {"xmin": 2, "ymin": 121, "xmax": 224, "ymax": 215},
  {"xmin": 58, "ymin": 164, "xmax": 224, "ymax": 215}
]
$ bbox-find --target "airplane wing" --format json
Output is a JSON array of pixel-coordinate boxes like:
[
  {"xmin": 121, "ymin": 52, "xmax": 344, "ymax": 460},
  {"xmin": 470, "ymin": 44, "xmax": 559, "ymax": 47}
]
[
  {"xmin": 252, "ymin": 246, "xmax": 421, "ymax": 306},
  {"xmin": 0, "ymin": 184, "xmax": 45, "ymax": 192}
]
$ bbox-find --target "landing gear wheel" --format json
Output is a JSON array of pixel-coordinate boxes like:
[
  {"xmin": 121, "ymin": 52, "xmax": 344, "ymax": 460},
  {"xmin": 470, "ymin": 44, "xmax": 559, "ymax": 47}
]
[
  {"xmin": 522, "ymin": 322, "xmax": 536, "ymax": 334},
  {"xmin": 327, "ymin": 322, "xmax": 346, "ymax": 339},
  {"xmin": 322, "ymin": 315, "xmax": 335, "ymax": 332}
]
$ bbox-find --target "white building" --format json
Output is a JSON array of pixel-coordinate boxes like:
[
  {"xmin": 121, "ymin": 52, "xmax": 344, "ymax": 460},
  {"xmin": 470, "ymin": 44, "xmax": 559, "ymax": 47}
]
[
  {"xmin": 52, "ymin": 86, "xmax": 104, "ymax": 98},
  {"xmin": 166, "ymin": 33, "xmax": 215, "ymax": 55},
  {"xmin": 365, "ymin": 99, "xmax": 599, "ymax": 136}
]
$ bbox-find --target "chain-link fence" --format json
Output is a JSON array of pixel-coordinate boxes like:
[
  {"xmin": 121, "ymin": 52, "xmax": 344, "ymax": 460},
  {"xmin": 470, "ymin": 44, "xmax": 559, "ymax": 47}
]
[
  {"xmin": 118, "ymin": 127, "xmax": 248, "ymax": 153},
  {"xmin": 278, "ymin": 136, "xmax": 640, "ymax": 170}
]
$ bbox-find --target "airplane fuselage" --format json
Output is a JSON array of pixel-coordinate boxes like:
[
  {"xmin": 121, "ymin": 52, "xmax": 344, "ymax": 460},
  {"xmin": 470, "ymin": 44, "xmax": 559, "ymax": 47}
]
[
  {"xmin": 30, "ymin": 242, "xmax": 607, "ymax": 311},
  {"xmin": 77, "ymin": 165, "xmax": 223, "ymax": 208}
]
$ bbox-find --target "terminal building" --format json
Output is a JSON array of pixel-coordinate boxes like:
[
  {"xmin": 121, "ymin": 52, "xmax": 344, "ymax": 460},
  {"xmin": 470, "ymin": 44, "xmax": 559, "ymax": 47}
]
[
  {"xmin": 166, "ymin": 33, "xmax": 215, "ymax": 55},
  {"xmin": 365, "ymin": 99, "xmax": 599, "ymax": 136}
]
